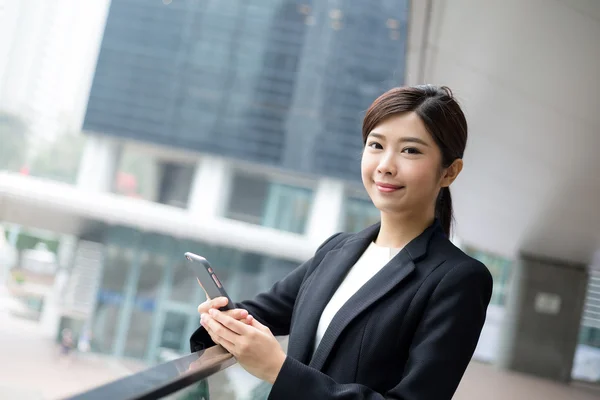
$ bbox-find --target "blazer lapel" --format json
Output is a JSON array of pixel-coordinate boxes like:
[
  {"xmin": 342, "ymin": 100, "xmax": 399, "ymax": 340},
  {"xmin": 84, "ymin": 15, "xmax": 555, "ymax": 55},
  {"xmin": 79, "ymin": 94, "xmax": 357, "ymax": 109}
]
[
  {"xmin": 308, "ymin": 220, "xmax": 442, "ymax": 371},
  {"xmin": 288, "ymin": 225, "xmax": 380, "ymax": 364}
]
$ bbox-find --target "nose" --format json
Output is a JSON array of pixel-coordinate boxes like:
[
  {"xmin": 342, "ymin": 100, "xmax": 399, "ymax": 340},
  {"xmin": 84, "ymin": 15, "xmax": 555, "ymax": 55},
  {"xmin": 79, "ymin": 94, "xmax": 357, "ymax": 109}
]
[{"xmin": 377, "ymin": 152, "xmax": 397, "ymax": 176}]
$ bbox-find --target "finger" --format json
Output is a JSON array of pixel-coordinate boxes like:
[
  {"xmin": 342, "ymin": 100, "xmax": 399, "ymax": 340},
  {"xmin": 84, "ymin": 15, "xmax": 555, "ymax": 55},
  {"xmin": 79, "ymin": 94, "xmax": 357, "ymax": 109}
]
[
  {"xmin": 203, "ymin": 320, "xmax": 222, "ymax": 345},
  {"xmin": 224, "ymin": 308, "xmax": 248, "ymax": 321},
  {"xmin": 209, "ymin": 309, "xmax": 250, "ymax": 335},
  {"xmin": 204, "ymin": 325, "xmax": 221, "ymax": 346},
  {"xmin": 249, "ymin": 316, "xmax": 270, "ymax": 332},
  {"xmin": 197, "ymin": 300, "xmax": 211, "ymax": 314},
  {"xmin": 216, "ymin": 336, "xmax": 236, "ymax": 355},
  {"xmin": 202, "ymin": 314, "xmax": 239, "ymax": 343},
  {"xmin": 210, "ymin": 297, "xmax": 229, "ymax": 309},
  {"xmin": 201, "ymin": 314, "xmax": 220, "ymax": 341}
]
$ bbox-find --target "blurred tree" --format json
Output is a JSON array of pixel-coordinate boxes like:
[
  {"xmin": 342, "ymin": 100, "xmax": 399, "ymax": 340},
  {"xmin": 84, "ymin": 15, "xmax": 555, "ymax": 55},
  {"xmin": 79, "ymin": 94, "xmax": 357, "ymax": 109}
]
[
  {"xmin": 30, "ymin": 130, "xmax": 87, "ymax": 183},
  {"xmin": 0, "ymin": 111, "xmax": 29, "ymax": 171}
]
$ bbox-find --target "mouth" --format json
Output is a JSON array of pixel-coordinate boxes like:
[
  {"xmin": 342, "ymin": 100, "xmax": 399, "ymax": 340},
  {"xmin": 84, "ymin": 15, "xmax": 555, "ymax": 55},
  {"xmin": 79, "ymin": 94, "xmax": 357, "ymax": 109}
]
[{"xmin": 375, "ymin": 182, "xmax": 404, "ymax": 193}]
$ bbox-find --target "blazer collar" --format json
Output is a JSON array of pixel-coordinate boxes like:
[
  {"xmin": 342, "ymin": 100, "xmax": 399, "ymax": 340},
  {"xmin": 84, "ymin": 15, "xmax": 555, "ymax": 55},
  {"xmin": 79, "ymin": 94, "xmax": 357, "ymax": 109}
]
[
  {"xmin": 288, "ymin": 219, "xmax": 443, "ymax": 369},
  {"xmin": 344, "ymin": 218, "xmax": 443, "ymax": 262}
]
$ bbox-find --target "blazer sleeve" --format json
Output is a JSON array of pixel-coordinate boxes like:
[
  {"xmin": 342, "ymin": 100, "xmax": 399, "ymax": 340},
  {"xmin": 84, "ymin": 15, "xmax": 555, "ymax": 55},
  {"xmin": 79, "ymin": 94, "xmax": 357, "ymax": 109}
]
[
  {"xmin": 268, "ymin": 260, "xmax": 493, "ymax": 400},
  {"xmin": 189, "ymin": 232, "xmax": 346, "ymax": 352}
]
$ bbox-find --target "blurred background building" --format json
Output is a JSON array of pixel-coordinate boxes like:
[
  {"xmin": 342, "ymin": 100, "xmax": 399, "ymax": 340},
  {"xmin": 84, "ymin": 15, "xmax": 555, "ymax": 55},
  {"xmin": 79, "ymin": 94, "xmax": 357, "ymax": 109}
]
[
  {"xmin": 2, "ymin": 0, "xmax": 405, "ymax": 364},
  {"xmin": 0, "ymin": 0, "xmax": 600, "ymax": 398},
  {"xmin": 73, "ymin": 0, "xmax": 409, "ymax": 363}
]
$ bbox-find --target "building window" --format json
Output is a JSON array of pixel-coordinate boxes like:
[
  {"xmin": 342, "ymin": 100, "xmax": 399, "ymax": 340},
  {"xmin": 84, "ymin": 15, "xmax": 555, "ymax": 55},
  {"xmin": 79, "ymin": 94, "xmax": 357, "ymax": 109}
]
[
  {"xmin": 225, "ymin": 171, "xmax": 314, "ymax": 234},
  {"xmin": 343, "ymin": 197, "xmax": 380, "ymax": 233},
  {"xmin": 115, "ymin": 147, "xmax": 195, "ymax": 208}
]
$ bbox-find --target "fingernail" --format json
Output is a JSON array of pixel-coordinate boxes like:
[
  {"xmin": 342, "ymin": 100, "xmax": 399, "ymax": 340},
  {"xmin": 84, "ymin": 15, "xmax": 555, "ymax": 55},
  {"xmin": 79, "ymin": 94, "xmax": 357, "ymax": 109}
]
[{"xmin": 209, "ymin": 309, "xmax": 217, "ymax": 316}]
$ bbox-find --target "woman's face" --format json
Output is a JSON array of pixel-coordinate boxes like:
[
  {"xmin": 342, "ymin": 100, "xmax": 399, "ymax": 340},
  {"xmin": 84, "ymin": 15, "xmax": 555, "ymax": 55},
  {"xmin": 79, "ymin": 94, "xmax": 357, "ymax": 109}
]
[{"xmin": 361, "ymin": 112, "xmax": 457, "ymax": 219}]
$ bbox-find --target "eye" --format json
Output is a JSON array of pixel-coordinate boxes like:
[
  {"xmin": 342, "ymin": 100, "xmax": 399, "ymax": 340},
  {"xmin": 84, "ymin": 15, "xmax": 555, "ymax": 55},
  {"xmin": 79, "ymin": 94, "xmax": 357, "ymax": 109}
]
[
  {"xmin": 402, "ymin": 147, "xmax": 421, "ymax": 155},
  {"xmin": 367, "ymin": 141, "xmax": 383, "ymax": 150}
]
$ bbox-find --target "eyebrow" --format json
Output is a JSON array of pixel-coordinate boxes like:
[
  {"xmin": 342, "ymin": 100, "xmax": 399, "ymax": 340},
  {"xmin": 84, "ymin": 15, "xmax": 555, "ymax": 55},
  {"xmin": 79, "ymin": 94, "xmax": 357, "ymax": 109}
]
[{"xmin": 368, "ymin": 132, "xmax": 430, "ymax": 147}]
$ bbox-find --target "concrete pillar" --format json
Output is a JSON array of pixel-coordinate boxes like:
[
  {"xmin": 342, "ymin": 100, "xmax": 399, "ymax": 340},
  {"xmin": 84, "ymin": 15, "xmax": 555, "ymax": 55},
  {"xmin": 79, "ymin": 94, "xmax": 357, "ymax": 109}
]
[
  {"xmin": 306, "ymin": 178, "xmax": 345, "ymax": 243},
  {"xmin": 76, "ymin": 134, "xmax": 122, "ymax": 193},
  {"xmin": 497, "ymin": 253, "xmax": 589, "ymax": 382},
  {"xmin": 188, "ymin": 155, "xmax": 231, "ymax": 218}
]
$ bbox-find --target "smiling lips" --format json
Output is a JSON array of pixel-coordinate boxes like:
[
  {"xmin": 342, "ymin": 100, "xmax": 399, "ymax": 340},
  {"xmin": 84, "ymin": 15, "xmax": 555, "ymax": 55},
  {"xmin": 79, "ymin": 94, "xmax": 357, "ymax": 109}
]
[{"xmin": 375, "ymin": 182, "xmax": 404, "ymax": 193}]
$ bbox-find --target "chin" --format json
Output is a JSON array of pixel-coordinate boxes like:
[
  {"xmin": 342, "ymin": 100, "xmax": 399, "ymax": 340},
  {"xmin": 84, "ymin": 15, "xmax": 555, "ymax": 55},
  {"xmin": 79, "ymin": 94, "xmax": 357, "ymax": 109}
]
[
  {"xmin": 376, "ymin": 205, "xmax": 402, "ymax": 215},
  {"xmin": 370, "ymin": 198, "xmax": 398, "ymax": 213}
]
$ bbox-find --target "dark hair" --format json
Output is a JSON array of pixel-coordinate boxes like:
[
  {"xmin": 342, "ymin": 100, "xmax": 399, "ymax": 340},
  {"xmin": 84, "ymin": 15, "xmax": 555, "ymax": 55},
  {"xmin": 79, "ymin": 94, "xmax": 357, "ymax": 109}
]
[{"xmin": 362, "ymin": 85, "xmax": 468, "ymax": 236}]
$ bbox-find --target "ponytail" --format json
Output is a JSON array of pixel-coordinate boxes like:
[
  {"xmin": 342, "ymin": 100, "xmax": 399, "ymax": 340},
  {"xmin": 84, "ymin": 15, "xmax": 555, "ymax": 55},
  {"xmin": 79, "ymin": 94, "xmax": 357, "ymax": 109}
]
[{"xmin": 435, "ymin": 187, "xmax": 453, "ymax": 237}]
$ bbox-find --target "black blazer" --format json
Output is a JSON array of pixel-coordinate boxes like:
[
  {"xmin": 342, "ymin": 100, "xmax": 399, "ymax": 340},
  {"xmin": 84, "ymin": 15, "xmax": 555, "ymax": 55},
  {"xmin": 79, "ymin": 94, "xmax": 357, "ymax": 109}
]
[{"xmin": 190, "ymin": 220, "xmax": 493, "ymax": 400}]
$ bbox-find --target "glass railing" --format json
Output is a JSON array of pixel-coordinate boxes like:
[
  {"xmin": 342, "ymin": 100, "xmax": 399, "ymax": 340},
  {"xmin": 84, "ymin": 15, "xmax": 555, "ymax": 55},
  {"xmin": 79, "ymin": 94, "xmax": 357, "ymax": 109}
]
[{"xmin": 63, "ymin": 338, "xmax": 285, "ymax": 400}]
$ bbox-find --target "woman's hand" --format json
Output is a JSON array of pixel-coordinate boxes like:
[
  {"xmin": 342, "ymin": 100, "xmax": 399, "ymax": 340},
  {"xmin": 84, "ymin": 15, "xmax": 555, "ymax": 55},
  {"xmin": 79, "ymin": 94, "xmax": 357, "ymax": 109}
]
[
  {"xmin": 201, "ymin": 308, "xmax": 286, "ymax": 384},
  {"xmin": 196, "ymin": 277, "xmax": 251, "ymax": 324},
  {"xmin": 197, "ymin": 296, "xmax": 252, "ymax": 325}
]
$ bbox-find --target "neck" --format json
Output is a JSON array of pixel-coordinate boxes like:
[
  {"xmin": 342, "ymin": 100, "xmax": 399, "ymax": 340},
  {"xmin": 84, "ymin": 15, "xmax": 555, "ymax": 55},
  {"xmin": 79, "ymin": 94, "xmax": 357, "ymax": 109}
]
[{"xmin": 374, "ymin": 211, "xmax": 435, "ymax": 249}]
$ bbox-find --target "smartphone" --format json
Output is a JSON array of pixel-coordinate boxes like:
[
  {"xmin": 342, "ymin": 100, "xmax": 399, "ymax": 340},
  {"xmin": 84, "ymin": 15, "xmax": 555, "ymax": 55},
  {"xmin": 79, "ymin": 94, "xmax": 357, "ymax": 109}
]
[{"xmin": 185, "ymin": 252, "xmax": 234, "ymax": 311}]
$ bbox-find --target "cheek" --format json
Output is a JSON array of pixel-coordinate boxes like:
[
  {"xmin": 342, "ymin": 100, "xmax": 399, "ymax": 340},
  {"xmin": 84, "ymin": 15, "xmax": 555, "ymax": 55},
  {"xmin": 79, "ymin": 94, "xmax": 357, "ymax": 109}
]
[
  {"xmin": 404, "ymin": 161, "xmax": 440, "ymax": 189},
  {"xmin": 361, "ymin": 153, "xmax": 375, "ymax": 179}
]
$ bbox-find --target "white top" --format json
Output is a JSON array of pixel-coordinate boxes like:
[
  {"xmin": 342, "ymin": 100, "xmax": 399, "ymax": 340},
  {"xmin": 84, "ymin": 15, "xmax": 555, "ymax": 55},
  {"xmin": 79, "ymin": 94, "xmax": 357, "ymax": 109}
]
[{"xmin": 312, "ymin": 242, "xmax": 401, "ymax": 356}]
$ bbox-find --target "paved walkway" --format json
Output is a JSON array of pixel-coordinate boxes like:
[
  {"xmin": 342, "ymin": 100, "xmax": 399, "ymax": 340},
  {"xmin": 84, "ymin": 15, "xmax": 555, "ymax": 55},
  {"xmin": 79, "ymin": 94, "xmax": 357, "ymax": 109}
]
[
  {"xmin": 456, "ymin": 362, "xmax": 599, "ymax": 400},
  {"xmin": 0, "ymin": 289, "xmax": 141, "ymax": 399}
]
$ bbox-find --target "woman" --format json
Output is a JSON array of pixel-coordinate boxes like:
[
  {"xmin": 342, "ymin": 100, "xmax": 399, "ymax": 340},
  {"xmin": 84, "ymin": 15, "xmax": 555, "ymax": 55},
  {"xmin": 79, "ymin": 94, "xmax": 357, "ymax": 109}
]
[{"xmin": 191, "ymin": 85, "xmax": 493, "ymax": 399}]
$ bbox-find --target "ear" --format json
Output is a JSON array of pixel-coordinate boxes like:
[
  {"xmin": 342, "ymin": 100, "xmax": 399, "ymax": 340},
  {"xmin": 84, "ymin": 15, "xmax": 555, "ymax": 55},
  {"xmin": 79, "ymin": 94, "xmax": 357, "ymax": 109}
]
[{"xmin": 441, "ymin": 159, "xmax": 463, "ymax": 188}]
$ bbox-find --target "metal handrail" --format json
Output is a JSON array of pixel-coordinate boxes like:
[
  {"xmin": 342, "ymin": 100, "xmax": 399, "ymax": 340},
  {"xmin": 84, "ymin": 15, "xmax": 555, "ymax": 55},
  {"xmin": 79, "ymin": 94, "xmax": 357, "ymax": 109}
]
[{"xmin": 62, "ymin": 344, "xmax": 236, "ymax": 400}]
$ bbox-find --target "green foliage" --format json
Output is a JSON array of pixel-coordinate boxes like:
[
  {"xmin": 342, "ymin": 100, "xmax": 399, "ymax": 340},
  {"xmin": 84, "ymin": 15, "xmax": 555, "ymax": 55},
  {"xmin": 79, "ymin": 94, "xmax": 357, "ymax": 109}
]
[{"xmin": 15, "ymin": 231, "xmax": 59, "ymax": 252}]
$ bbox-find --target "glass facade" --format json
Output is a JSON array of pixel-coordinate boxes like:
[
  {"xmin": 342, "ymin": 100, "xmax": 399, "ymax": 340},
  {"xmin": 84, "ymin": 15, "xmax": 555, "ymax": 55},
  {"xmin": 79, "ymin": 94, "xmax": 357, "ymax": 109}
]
[
  {"xmin": 581, "ymin": 271, "xmax": 600, "ymax": 340},
  {"xmin": 579, "ymin": 326, "xmax": 600, "ymax": 348},
  {"xmin": 573, "ymin": 270, "xmax": 600, "ymax": 383},
  {"xmin": 226, "ymin": 170, "xmax": 314, "ymax": 234},
  {"xmin": 83, "ymin": 0, "xmax": 409, "ymax": 182},
  {"xmin": 89, "ymin": 225, "xmax": 298, "ymax": 362}
]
